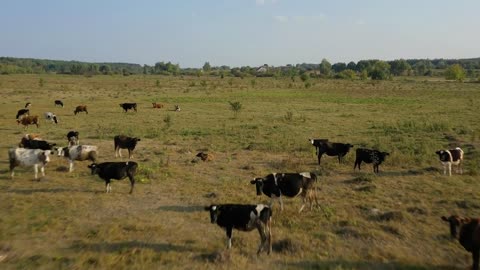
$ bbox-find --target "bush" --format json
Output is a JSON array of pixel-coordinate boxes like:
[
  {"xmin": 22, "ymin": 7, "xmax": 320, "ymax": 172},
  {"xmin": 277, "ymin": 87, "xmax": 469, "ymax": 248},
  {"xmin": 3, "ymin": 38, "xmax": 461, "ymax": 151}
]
[{"xmin": 445, "ymin": 64, "xmax": 466, "ymax": 82}]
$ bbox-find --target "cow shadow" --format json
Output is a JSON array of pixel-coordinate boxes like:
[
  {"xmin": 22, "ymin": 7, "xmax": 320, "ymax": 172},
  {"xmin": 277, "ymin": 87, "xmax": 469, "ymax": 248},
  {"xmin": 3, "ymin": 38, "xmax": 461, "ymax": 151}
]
[
  {"xmin": 157, "ymin": 205, "xmax": 204, "ymax": 213},
  {"xmin": 70, "ymin": 240, "xmax": 196, "ymax": 253},
  {"xmin": 285, "ymin": 260, "xmax": 462, "ymax": 270},
  {"xmin": 4, "ymin": 187, "xmax": 90, "ymax": 194}
]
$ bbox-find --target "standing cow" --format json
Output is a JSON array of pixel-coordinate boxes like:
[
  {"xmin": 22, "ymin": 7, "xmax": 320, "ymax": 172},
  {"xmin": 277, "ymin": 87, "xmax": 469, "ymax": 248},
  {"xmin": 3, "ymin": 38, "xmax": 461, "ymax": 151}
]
[
  {"xmin": 442, "ymin": 215, "xmax": 480, "ymax": 270},
  {"xmin": 74, "ymin": 105, "xmax": 88, "ymax": 115},
  {"xmin": 8, "ymin": 148, "xmax": 51, "ymax": 180},
  {"xmin": 57, "ymin": 145, "xmax": 98, "ymax": 172},
  {"xmin": 120, "ymin": 103, "xmax": 137, "ymax": 112},
  {"xmin": 436, "ymin": 147, "xmax": 464, "ymax": 176},
  {"xmin": 354, "ymin": 148, "xmax": 390, "ymax": 173},
  {"xmin": 114, "ymin": 135, "xmax": 140, "ymax": 159},
  {"xmin": 309, "ymin": 139, "xmax": 353, "ymax": 165},
  {"xmin": 88, "ymin": 161, "xmax": 138, "ymax": 194}
]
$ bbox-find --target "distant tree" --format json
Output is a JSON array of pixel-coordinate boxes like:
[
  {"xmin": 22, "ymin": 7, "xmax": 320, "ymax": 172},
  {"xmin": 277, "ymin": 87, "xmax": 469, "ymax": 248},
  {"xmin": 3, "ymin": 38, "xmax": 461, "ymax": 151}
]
[
  {"xmin": 414, "ymin": 60, "xmax": 433, "ymax": 76},
  {"xmin": 203, "ymin": 62, "xmax": 211, "ymax": 72},
  {"xmin": 369, "ymin": 61, "xmax": 391, "ymax": 80},
  {"xmin": 332, "ymin": 62, "xmax": 347, "ymax": 73},
  {"xmin": 335, "ymin": 69, "xmax": 357, "ymax": 80},
  {"xmin": 99, "ymin": 65, "xmax": 111, "ymax": 75},
  {"xmin": 319, "ymin": 59, "xmax": 332, "ymax": 77},
  {"xmin": 390, "ymin": 59, "xmax": 411, "ymax": 76},
  {"xmin": 445, "ymin": 64, "xmax": 466, "ymax": 82},
  {"xmin": 300, "ymin": 72, "xmax": 309, "ymax": 82},
  {"xmin": 347, "ymin": 61, "xmax": 357, "ymax": 71},
  {"xmin": 356, "ymin": 60, "xmax": 372, "ymax": 73}
]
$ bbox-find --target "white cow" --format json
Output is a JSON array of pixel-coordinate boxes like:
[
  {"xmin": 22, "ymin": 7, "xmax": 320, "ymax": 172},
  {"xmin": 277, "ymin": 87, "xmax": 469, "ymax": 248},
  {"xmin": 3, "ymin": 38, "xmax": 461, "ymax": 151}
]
[
  {"xmin": 57, "ymin": 145, "xmax": 98, "ymax": 172},
  {"xmin": 44, "ymin": 112, "xmax": 58, "ymax": 124},
  {"xmin": 8, "ymin": 148, "xmax": 51, "ymax": 180}
]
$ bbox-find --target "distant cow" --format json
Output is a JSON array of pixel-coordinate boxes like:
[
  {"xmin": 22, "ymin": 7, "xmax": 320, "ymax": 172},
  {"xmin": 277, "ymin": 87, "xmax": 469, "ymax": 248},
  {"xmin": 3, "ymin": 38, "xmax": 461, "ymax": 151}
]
[
  {"xmin": 18, "ymin": 134, "xmax": 42, "ymax": 147},
  {"xmin": 309, "ymin": 139, "xmax": 353, "ymax": 165},
  {"xmin": 67, "ymin": 131, "xmax": 80, "ymax": 147},
  {"xmin": 16, "ymin": 108, "xmax": 29, "ymax": 119},
  {"xmin": 174, "ymin": 105, "xmax": 181, "ymax": 112},
  {"xmin": 441, "ymin": 215, "xmax": 480, "ymax": 270},
  {"xmin": 54, "ymin": 100, "xmax": 64, "ymax": 107},
  {"xmin": 152, "ymin": 102, "xmax": 163, "ymax": 109},
  {"xmin": 204, "ymin": 204, "xmax": 272, "ymax": 254},
  {"xmin": 120, "ymin": 103, "xmax": 137, "ymax": 112},
  {"xmin": 354, "ymin": 148, "xmax": 390, "ymax": 173},
  {"xmin": 44, "ymin": 112, "xmax": 58, "ymax": 124},
  {"xmin": 436, "ymin": 147, "xmax": 464, "ymax": 176},
  {"xmin": 21, "ymin": 138, "xmax": 56, "ymax": 151},
  {"xmin": 88, "ymin": 161, "xmax": 138, "ymax": 194},
  {"xmin": 58, "ymin": 145, "xmax": 98, "ymax": 172},
  {"xmin": 114, "ymin": 135, "xmax": 140, "ymax": 159},
  {"xmin": 17, "ymin": 115, "xmax": 39, "ymax": 129},
  {"xmin": 25, "ymin": 102, "xmax": 31, "ymax": 108},
  {"xmin": 251, "ymin": 172, "xmax": 319, "ymax": 212},
  {"xmin": 196, "ymin": 152, "xmax": 214, "ymax": 161},
  {"xmin": 8, "ymin": 148, "xmax": 51, "ymax": 180},
  {"xmin": 74, "ymin": 105, "xmax": 88, "ymax": 115}
]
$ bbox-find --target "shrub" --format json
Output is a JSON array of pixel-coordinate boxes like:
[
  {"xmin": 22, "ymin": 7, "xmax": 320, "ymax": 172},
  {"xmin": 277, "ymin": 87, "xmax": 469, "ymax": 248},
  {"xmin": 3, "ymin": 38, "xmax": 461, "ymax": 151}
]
[{"xmin": 228, "ymin": 101, "xmax": 242, "ymax": 118}]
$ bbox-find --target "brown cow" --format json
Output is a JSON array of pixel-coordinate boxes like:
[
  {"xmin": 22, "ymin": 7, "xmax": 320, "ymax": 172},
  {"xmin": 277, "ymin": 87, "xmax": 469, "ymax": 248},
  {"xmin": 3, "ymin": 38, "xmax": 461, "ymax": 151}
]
[
  {"xmin": 441, "ymin": 215, "xmax": 480, "ymax": 270},
  {"xmin": 196, "ymin": 152, "xmax": 214, "ymax": 162},
  {"xmin": 152, "ymin": 102, "xmax": 164, "ymax": 109},
  {"xmin": 74, "ymin": 105, "xmax": 88, "ymax": 115},
  {"xmin": 17, "ymin": 115, "xmax": 39, "ymax": 129}
]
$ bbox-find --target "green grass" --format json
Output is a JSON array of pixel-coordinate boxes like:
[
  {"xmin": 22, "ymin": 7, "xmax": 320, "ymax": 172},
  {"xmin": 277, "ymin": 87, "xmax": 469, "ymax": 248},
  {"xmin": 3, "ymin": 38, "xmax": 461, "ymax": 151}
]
[{"xmin": 0, "ymin": 74, "xmax": 479, "ymax": 269}]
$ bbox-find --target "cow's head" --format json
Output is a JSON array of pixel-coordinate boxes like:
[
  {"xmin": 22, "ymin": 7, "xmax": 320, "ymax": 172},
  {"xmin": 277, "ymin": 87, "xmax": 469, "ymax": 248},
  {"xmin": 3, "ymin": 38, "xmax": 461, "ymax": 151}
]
[
  {"xmin": 250, "ymin": 178, "xmax": 264, "ymax": 195},
  {"xmin": 204, "ymin": 205, "xmax": 220, "ymax": 224},
  {"xmin": 56, "ymin": 147, "xmax": 68, "ymax": 157},
  {"xmin": 38, "ymin": 150, "xmax": 51, "ymax": 164},
  {"xmin": 435, "ymin": 150, "xmax": 444, "ymax": 157},
  {"xmin": 87, "ymin": 163, "xmax": 99, "ymax": 175},
  {"xmin": 346, "ymin": 144, "xmax": 354, "ymax": 149},
  {"xmin": 441, "ymin": 215, "xmax": 469, "ymax": 238},
  {"xmin": 119, "ymin": 104, "xmax": 124, "ymax": 107}
]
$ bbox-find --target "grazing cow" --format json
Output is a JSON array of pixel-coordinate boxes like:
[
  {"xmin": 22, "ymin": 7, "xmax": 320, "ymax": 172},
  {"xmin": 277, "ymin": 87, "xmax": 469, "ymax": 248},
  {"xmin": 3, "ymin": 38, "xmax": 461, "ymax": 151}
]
[
  {"xmin": 44, "ymin": 112, "xmax": 58, "ymax": 124},
  {"xmin": 354, "ymin": 148, "xmax": 390, "ymax": 173},
  {"xmin": 25, "ymin": 102, "xmax": 31, "ymax": 108},
  {"xmin": 54, "ymin": 100, "xmax": 64, "ymax": 107},
  {"xmin": 441, "ymin": 215, "xmax": 480, "ymax": 270},
  {"xmin": 152, "ymin": 102, "xmax": 163, "ymax": 109},
  {"xmin": 251, "ymin": 172, "xmax": 319, "ymax": 213},
  {"xmin": 120, "ymin": 103, "xmax": 137, "ymax": 112},
  {"xmin": 114, "ymin": 135, "xmax": 141, "ymax": 159},
  {"xmin": 57, "ymin": 145, "xmax": 97, "ymax": 172},
  {"xmin": 8, "ymin": 148, "xmax": 51, "ymax": 180},
  {"xmin": 436, "ymin": 147, "xmax": 464, "ymax": 176},
  {"xmin": 174, "ymin": 105, "xmax": 181, "ymax": 112},
  {"xmin": 16, "ymin": 108, "xmax": 29, "ymax": 119},
  {"xmin": 18, "ymin": 134, "xmax": 42, "ymax": 147},
  {"xmin": 88, "ymin": 161, "xmax": 138, "ymax": 194},
  {"xmin": 17, "ymin": 115, "xmax": 39, "ymax": 129},
  {"xmin": 74, "ymin": 105, "xmax": 88, "ymax": 115},
  {"xmin": 309, "ymin": 139, "xmax": 354, "ymax": 165},
  {"xmin": 204, "ymin": 204, "xmax": 272, "ymax": 254},
  {"xmin": 67, "ymin": 131, "xmax": 80, "ymax": 147},
  {"xmin": 196, "ymin": 152, "xmax": 214, "ymax": 161},
  {"xmin": 22, "ymin": 138, "xmax": 56, "ymax": 151}
]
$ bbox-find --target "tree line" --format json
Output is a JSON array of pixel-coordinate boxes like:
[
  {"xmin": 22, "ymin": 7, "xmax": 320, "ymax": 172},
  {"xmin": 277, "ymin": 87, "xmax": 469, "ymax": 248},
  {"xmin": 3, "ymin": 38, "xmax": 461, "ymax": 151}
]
[{"xmin": 0, "ymin": 56, "xmax": 478, "ymax": 81}]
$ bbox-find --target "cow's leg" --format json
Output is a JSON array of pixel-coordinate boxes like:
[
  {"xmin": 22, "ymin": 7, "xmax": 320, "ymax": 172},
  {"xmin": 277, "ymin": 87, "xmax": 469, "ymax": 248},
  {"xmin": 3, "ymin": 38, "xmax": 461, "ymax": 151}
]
[
  {"xmin": 447, "ymin": 163, "xmax": 452, "ymax": 176},
  {"xmin": 256, "ymin": 222, "xmax": 267, "ymax": 254},
  {"xmin": 226, "ymin": 227, "xmax": 233, "ymax": 249},
  {"xmin": 128, "ymin": 149, "xmax": 132, "ymax": 159},
  {"xmin": 69, "ymin": 160, "xmax": 74, "ymax": 172},
  {"xmin": 266, "ymin": 217, "xmax": 272, "ymax": 254},
  {"xmin": 40, "ymin": 165, "xmax": 45, "ymax": 177},
  {"xmin": 279, "ymin": 195, "xmax": 284, "ymax": 211},
  {"xmin": 34, "ymin": 164, "xmax": 38, "ymax": 180},
  {"xmin": 9, "ymin": 162, "xmax": 16, "ymax": 179},
  {"xmin": 472, "ymin": 248, "xmax": 479, "ymax": 270},
  {"xmin": 128, "ymin": 175, "xmax": 135, "ymax": 194},
  {"xmin": 105, "ymin": 180, "xmax": 111, "ymax": 193},
  {"xmin": 317, "ymin": 153, "xmax": 322, "ymax": 165}
]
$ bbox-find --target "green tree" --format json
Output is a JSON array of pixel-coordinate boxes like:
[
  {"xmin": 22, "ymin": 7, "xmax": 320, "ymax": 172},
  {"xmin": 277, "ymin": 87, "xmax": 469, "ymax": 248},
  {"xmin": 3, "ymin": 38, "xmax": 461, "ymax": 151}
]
[
  {"xmin": 445, "ymin": 64, "xmax": 466, "ymax": 82},
  {"xmin": 203, "ymin": 62, "xmax": 211, "ymax": 72},
  {"xmin": 319, "ymin": 59, "xmax": 332, "ymax": 77},
  {"xmin": 369, "ymin": 61, "xmax": 391, "ymax": 80},
  {"xmin": 390, "ymin": 59, "xmax": 411, "ymax": 76},
  {"xmin": 332, "ymin": 62, "xmax": 347, "ymax": 73},
  {"xmin": 414, "ymin": 60, "xmax": 433, "ymax": 76}
]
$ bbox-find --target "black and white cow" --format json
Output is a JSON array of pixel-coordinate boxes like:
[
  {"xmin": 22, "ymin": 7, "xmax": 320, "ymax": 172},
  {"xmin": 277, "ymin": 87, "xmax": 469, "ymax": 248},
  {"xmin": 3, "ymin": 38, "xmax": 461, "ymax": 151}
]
[
  {"xmin": 16, "ymin": 108, "xmax": 29, "ymax": 119},
  {"xmin": 54, "ymin": 100, "xmax": 64, "ymax": 107},
  {"xmin": 442, "ymin": 215, "xmax": 480, "ymax": 270},
  {"xmin": 114, "ymin": 135, "xmax": 141, "ymax": 159},
  {"xmin": 436, "ymin": 147, "xmax": 464, "ymax": 176},
  {"xmin": 8, "ymin": 148, "xmax": 51, "ymax": 180},
  {"xmin": 57, "ymin": 145, "xmax": 98, "ymax": 172},
  {"xmin": 67, "ymin": 131, "xmax": 80, "ymax": 147},
  {"xmin": 250, "ymin": 172, "xmax": 319, "ymax": 213},
  {"xmin": 44, "ymin": 112, "xmax": 58, "ymax": 124},
  {"xmin": 204, "ymin": 204, "xmax": 272, "ymax": 254},
  {"xmin": 88, "ymin": 161, "xmax": 138, "ymax": 194},
  {"xmin": 25, "ymin": 102, "xmax": 31, "ymax": 108},
  {"xmin": 22, "ymin": 138, "xmax": 56, "ymax": 151},
  {"xmin": 309, "ymin": 139, "xmax": 354, "ymax": 165},
  {"xmin": 119, "ymin": 103, "xmax": 137, "ymax": 112},
  {"xmin": 354, "ymin": 148, "xmax": 389, "ymax": 173}
]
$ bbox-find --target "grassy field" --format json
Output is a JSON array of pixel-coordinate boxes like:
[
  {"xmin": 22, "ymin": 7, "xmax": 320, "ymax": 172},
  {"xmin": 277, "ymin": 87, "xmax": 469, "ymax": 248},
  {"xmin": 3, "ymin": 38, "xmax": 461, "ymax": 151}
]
[{"xmin": 0, "ymin": 74, "xmax": 479, "ymax": 269}]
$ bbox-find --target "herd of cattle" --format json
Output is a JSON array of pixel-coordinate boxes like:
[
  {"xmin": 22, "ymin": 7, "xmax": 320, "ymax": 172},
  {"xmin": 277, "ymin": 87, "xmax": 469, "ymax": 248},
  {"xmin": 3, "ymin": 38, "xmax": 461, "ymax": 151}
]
[{"xmin": 7, "ymin": 100, "xmax": 476, "ymax": 268}]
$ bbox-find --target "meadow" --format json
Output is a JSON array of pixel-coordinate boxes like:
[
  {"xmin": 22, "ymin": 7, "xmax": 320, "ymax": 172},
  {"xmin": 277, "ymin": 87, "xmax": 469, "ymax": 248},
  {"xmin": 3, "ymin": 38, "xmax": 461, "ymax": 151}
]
[{"xmin": 0, "ymin": 74, "xmax": 479, "ymax": 269}]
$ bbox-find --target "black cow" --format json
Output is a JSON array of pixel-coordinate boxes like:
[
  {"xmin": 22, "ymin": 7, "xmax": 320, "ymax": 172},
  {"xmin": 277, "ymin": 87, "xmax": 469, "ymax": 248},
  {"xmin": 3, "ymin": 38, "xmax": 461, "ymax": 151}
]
[
  {"xmin": 436, "ymin": 147, "xmax": 464, "ymax": 176},
  {"xmin": 114, "ymin": 135, "xmax": 140, "ymax": 159},
  {"xmin": 22, "ymin": 139, "xmax": 56, "ymax": 150},
  {"xmin": 16, "ymin": 109, "xmax": 30, "ymax": 119},
  {"xmin": 120, "ymin": 103, "xmax": 137, "ymax": 112},
  {"xmin": 442, "ymin": 215, "xmax": 480, "ymax": 270},
  {"xmin": 354, "ymin": 148, "xmax": 389, "ymax": 173},
  {"xmin": 67, "ymin": 131, "xmax": 80, "ymax": 146},
  {"xmin": 309, "ymin": 139, "xmax": 353, "ymax": 165},
  {"xmin": 204, "ymin": 204, "xmax": 272, "ymax": 254},
  {"xmin": 88, "ymin": 161, "xmax": 138, "ymax": 194},
  {"xmin": 250, "ymin": 172, "xmax": 319, "ymax": 212},
  {"xmin": 54, "ymin": 100, "xmax": 64, "ymax": 107}
]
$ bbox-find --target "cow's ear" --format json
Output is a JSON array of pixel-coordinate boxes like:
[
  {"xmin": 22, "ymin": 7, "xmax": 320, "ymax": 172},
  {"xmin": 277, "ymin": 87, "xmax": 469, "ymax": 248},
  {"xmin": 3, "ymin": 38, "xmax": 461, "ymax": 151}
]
[{"xmin": 441, "ymin": 216, "xmax": 449, "ymax": 222}]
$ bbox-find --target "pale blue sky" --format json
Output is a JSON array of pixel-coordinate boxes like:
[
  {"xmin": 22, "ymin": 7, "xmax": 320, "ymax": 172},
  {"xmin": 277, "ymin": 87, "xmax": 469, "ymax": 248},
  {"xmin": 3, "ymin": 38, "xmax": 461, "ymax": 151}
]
[{"xmin": 1, "ymin": 0, "xmax": 479, "ymax": 67}]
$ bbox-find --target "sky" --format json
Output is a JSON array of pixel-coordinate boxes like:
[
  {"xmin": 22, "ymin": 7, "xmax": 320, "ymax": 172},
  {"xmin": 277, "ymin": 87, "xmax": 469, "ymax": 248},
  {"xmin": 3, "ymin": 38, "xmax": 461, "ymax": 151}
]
[{"xmin": 1, "ymin": 0, "xmax": 479, "ymax": 68}]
